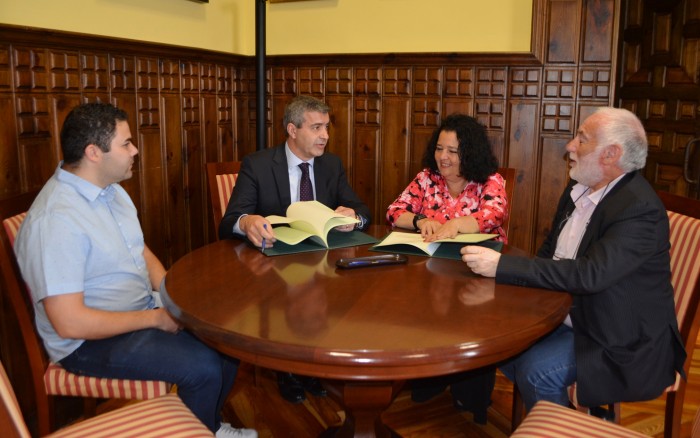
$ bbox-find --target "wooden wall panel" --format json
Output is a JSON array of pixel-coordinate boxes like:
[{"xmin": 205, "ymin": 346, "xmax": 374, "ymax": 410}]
[
  {"xmin": 202, "ymin": 95, "xmax": 219, "ymax": 239},
  {"xmin": 353, "ymin": 93, "xmax": 380, "ymax": 221},
  {"xmin": 536, "ymin": 136, "xmax": 570, "ymax": 248},
  {"xmin": 0, "ymin": 96, "xmax": 19, "ymax": 192},
  {"xmin": 617, "ymin": 0, "xmax": 700, "ymax": 198},
  {"xmin": 583, "ymin": 0, "xmax": 617, "ymax": 63},
  {"xmin": 547, "ymin": 0, "xmax": 581, "ymax": 64},
  {"xmin": 162, "ymin": 94, "xmax": 185, "ymax": 267},
  {"xmin": 16, "ymin": 94, "xmax": 55, "ymax": 191},
  {"xmin": 0, "ymin": 44, "xmax": 12, "ymax": 91},
  {"xmin": 138, "ymin": 128, "xmax": 167, "ymax": 262},
  {"xmin": 13, "ymin": 46, "xmax": 48, "ymax": 92},
  {"xmin": 271, "ymin": 94, "xmax": 290, "ymax": 147},
  {"xmin": 507, "ymin": 102, "xmax": 540, "ymax": 250},
  {"xmin": 326, "ymin": 95, "xmax": 353, "ymax": 170},
  {"xmin": 379, "ymin": 97, "xmax": 411, "ymax": 222},
  {"xmin": 183, "ymin": 96, "xmax": 206, "ymax": 252}
]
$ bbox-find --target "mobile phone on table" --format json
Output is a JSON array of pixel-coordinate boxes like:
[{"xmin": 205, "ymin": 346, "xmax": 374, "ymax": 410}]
[{"xmin": 336, "ymin": 254, "xmax": 408, "ymax": 269}]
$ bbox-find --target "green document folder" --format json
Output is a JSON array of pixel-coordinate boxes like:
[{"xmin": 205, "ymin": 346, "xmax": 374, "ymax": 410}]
[
  {"xmin": 262, "ymin": 230, "xmax": 379, "ymax": 256},
  {"xmin": 370, "ymin": 232, "xmax": 503, "ymax": 260}
]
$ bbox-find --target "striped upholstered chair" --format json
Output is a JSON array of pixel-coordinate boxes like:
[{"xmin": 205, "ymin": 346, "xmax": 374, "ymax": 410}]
[
  {"xmin": 0, "ymin": 191, "xmax": 172, "ymax": 436},
  {"xmin": 512, "ymin": 191, "xmax": 700, "ymax": 437},
  {"xmin": 511, "ymin": 400, "xmax": 649, "ymax": 437},
  {"xmin": 206, "ymin": 161, "xmax": 241, "ymax": 238},
  {"xmin": 655, "ymin": 190, "xmax": 700, "ymax": 438},
  {"xmin": 496, "ymin": 167, "xmax": 516, "ymax": 238},
  {"xmin": 0, "ymin": 359, "xmax": 212, "ymax": 438},
  {"xmin": 513, "ymin": 400, "xmax": 700, "ymax": 437}
]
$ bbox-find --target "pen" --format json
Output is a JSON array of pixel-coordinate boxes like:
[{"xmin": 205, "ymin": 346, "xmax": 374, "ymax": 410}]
[{"xmin": 261, "ymin": 224, "xmax": 267, "ymax": 253}]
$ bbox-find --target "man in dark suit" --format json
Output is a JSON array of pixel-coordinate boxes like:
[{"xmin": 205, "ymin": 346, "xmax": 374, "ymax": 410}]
[
  {"xmin": 219, "ymin": 95, "xmax": 370, "ymax": 243},
  {"xmin": 461, "ymin": 107, "xmax": 686, "ymax": 415},
  {"xmin": 219, "ymin": 95, "xmax": 371, "ymax": 403}
]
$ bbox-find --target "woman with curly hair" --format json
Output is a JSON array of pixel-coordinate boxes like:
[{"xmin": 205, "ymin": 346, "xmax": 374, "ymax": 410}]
[{"xmin": 386, "ymin": 114, "xmax": 508, "ymax": 242}]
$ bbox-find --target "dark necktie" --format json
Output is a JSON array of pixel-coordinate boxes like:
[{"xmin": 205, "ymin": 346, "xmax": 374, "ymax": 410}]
[{"xmin": 299, "ymin": 162, "xmax": 314, "ymax": 201}]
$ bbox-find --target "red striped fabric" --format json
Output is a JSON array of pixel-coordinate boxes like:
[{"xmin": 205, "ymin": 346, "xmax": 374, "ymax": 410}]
[
  {"xmin": 0, "ymin": 360, "xmax": 32, "ymax": 438},
  {"xmin": 216, "ymin": 173, "xmax": 238, "ymax": 215},
  {"xmin": 44, "ymin": 362, "xmax": 171, "ymax": 400},
  {"xmin": 511, "ymin": 401, "xmax": 647, "ymax": 437},
  {"xmin": 693, "ymin": 406, "xmax": 700, "ymax": 438},
  {"xmin": 47, "ymin": 393, "xmax": 213, "ymax": 438},
  {"xmin": 667, "ymin": 211, "xmax": 700, "ymax": 327},
  {"xmin": 3, "ymin": 212, "xmax": 26, "ymax": 247},
  {"xmin": 665, "ymin": 210, "xmax": 700, "ymax": 393}
]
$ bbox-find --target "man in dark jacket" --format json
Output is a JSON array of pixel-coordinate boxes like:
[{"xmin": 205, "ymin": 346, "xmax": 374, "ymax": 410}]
[
  {"xmin": 462, "ymin": 107, "xmax": 686, "ymax": 412},
  {"xmin": 218, "ymin": 95, "xmax": 370, "ymax": 404}
]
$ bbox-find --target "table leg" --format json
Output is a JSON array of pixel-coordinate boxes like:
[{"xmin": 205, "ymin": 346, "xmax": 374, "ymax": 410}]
[{"xmin": 321, "ymin": 380, "xmax": 404, "ymax": 438}]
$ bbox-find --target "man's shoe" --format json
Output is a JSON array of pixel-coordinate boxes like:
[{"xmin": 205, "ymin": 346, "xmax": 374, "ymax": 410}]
[
  {"xmin": 277, "ymin": 372, "xmax": 306, "ymax": 403},
  {"xmin": 589, "ymin": 406, "xmax": 616, "ymax": 422},
  {"xmin": 216, "ymin": 422, "xmax": 257, "ymax": 438},
  {"xmin": 411, "ymin": 383, "xmax": 447, "ymax": 403},
  {"xmin": 298, "ymin": 375, "xmax": 327, "ymax": 397},
  {"xmin": 453, "ymin": 398, "xmax": 489, "ymax": 425}
]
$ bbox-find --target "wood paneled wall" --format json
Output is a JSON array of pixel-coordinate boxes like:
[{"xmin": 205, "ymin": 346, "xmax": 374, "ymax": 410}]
[{"xmin": 0, "ymin": 0, "xmax": 619, "ymax": 266}]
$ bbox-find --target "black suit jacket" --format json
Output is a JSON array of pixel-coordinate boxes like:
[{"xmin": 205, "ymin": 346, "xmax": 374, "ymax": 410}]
[
  {"xmin": 219, "ymin": 143, "xmax": 371, "ymax": 239},
  {"xmin": 496, "ymin": 171, "xmax": 686, "ymax": 406}
]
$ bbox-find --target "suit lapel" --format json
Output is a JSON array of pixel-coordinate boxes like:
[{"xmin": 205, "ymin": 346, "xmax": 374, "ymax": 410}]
[
  {"xmin": 312, "ymin": 155, "xmax": 328, "ymax": 204},
  {"xmin": 575, "ymin": 171, "xmax": 637, "ymax": 257},
  {"xmin": 271, "ymin": 145, "xmax": 292, "ymax": 208}
]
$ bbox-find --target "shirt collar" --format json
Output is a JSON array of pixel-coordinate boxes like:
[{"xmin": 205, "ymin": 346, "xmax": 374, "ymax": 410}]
[
  {"xmin": 56, "ymin": 163, "xmax": 117, "ymax": 203},
  {"xmin": 285, "ymin": 143, "xmax": 315, "ymax": 169},
  {"xmin": 570, "ymin": 173, "xmax": 627, "ymax": 207}
]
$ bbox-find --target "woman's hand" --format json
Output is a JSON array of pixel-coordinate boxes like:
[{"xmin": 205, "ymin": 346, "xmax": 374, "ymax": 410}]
[
  {"xmin": 426, "ymin": 219, "xmax": 461, "ymax": 241},
  {"xmin": 418, "ymin": 218, "xmax": 442, "ymax": 239},
  {"xmin": 425, "ymin": 216, "xmax": 480, "ymax": 241}
]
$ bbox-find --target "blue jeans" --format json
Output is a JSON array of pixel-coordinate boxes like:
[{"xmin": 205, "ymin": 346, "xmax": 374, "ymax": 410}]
[
  {"xmin": 60, "ymin": 329, "xmax": 238, "ymax": 432},
  {"xmin": 499, "ymin": 324, "xmax": 576, "ymax": 412}
]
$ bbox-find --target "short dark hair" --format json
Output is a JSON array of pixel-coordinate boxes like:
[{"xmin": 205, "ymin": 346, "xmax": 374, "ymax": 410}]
[
  {"xmin": 422, "ymin": 114, "xmax": 499, "ymax": 183},
  {"xmin": 283, "ymin": 96, "xmax": 330, "ymax": 135},
  {"xmin": 60, "ymin": 103, "xmax": 128, "ymax": 165}
]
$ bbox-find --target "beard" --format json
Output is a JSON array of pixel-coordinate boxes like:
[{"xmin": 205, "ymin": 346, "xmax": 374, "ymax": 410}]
[{"xmin": 569, "ymin": 147, "xmax": 604, "ymax": 188}]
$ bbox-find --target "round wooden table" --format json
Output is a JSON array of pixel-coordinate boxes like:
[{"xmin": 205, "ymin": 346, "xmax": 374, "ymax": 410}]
[{"xmin": 161, "ymin": 227, "xmax": 570, "ymax": 437}]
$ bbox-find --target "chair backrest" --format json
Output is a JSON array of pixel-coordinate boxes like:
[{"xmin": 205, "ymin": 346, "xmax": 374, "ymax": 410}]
[
  {"xmin": 656, "ymin": 190, "xmax": 700, "ymax": 437},
  {"xmin": 497, "ymin": 167, "xmax": 517, "ymax": 240},
  {"xmin": 657, "ymin": 191, "xmax": 700, "ymax": 357},
  {"xmin": 0, "ymin": 191, "xmax": 48, "ymax": 433},
  {"xmin": 206, "ymin": 161, "xmax": 241, "ymax": 238},
  {"xmin": 0, "ymin": 360, "xmax": 31, "ymax": 438}
]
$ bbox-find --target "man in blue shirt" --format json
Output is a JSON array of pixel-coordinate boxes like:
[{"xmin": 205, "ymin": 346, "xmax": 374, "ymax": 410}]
[{"xmin": 15, "ymin": 103, "xmax": 256, "ymax": 438}]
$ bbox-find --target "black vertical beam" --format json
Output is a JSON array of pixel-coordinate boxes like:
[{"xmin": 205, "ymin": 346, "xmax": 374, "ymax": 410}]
[{"xmin": 255, "ymin": 0, "xmax": 267, "ymax": 151}]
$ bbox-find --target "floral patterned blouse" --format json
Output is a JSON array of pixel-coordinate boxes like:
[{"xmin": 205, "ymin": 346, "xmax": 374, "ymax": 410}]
[{"xmin": 386, "ymin": 169, "xmax": 508, "ymax": 242}]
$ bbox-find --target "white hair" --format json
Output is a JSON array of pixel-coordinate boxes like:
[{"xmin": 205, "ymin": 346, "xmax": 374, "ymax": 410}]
[{"xmin": 594, "ymin": 107, "xmax": 648, "ymax": 172}]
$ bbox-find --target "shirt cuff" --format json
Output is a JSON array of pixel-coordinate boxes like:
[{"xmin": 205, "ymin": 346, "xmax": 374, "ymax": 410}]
[{"xmin": 233, "ymin": 214, "xmax": 248, "ymax": 236}]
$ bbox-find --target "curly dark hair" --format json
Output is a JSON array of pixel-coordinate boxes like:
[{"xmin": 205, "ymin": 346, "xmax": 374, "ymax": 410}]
[
  {"xmin": 60, "ymin": 102, "xmax": 128, "ymax": 165},
  {"xmin": 422, "ymin": 114, "xmax": 499, "ymax": 183}
]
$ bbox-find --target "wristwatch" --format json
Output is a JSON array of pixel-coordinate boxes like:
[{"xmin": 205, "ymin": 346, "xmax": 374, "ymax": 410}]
[{"xmin": 412, "ymin": 214, "xmax": 427, "ymax": 231}]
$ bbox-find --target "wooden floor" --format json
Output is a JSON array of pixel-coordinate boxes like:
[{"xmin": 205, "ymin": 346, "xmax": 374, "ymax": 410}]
[{"xmin": 224, "ymin": 340, "xmax": 700, "ymax": 437}]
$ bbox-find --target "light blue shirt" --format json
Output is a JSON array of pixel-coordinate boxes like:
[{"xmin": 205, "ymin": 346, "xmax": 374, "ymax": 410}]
[{"xmin": 15, "ymin": 165, "xmax": 159, "ymax": 362}]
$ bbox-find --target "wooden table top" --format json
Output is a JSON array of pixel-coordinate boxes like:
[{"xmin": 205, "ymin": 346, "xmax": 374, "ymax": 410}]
[{"xmin": 161, "ymin": 226, "xmax": 571, "ymax": 380}]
